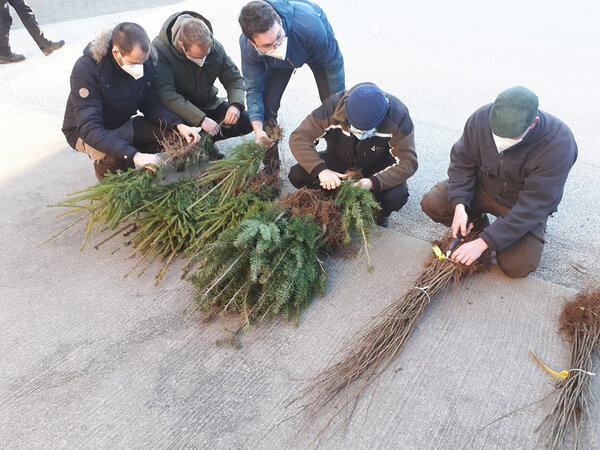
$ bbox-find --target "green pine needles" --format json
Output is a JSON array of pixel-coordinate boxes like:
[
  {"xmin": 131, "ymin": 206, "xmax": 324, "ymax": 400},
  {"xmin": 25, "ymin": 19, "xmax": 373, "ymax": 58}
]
[
  {"xmin": 191, "ymin": 208, "xmax": 326, "ymax": 329},
  {"xmin": 195, "ymin": 140, "xmax": 266, "ymax": 205},
  {"xmin": 334, "ymin": 182, "xmax": 381, "ymax": 271},
  {"xmin": 43, "ymin": 169, "xmax": 158, "ymax": 250},
  {"xmin": 46, "ymin": 135, "xmax": 385, "ymax": 330}
]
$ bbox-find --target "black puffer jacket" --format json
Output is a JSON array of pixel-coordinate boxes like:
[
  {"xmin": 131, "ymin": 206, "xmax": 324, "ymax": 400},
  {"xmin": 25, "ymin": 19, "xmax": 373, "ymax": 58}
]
[
  {"xmin": 448, "ymin": 104, "xmax": 578, "ymax": 251},
  {"xmin": 62, "ymin": 29, "xmax": 182, "ymax": 160}
]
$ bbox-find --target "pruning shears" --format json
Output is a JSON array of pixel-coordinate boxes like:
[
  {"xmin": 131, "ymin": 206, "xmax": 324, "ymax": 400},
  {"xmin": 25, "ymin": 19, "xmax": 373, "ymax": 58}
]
[{"xmin": 446, "ymin": 229, "xmax": 466, "ymax": 258}]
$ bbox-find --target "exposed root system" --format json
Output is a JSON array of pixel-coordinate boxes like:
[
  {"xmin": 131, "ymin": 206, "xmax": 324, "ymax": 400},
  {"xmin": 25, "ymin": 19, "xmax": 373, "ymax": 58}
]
[
  {"xmin": 290, "ymin": 230, "xmax": 491, "ymax": 439},
  {"xmin": 537, "ymin": 288, "xmax": 600, "ymax": 449},
  {"xmin": 279, "ymin": 188, "xmax": 344, "ymax": 250}
]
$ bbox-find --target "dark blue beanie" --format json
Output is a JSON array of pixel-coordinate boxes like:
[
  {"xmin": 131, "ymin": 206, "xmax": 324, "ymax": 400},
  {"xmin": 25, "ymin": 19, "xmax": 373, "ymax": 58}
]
[{"xmin": 345, "ymin": 84, "xmax": 388, "ymax": 130}]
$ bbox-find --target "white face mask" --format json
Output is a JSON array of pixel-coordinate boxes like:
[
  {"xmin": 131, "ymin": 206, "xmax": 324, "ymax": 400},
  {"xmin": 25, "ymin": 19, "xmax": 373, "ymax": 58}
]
[
  {"xmin": 492, "ymin": 128, "xmax": 530, "ymax": 152},
  {"xmin": 180, "ymin": 41, "xmax": 210, "ymax": 67},
  {"xmin": 114, "ymin": 49, "xmax": 144, "ymax": 80},
  {"xmin": 258, "ymin": 35, "xmax": 288, "ymax": 60},
  {"xmin": 350, "ymin": 125, "xmax": 376, "ymax": 141},
  {"xmin": 266, "ymin": 36, "xmax": 287, "ymax": 60},
  {"xmin": 121, "ymin": 63, "xmax": 144, "ymax": 80},
  {"xmin": 187, "ymin": 54, "xmax": 207, "ymax": 67}
]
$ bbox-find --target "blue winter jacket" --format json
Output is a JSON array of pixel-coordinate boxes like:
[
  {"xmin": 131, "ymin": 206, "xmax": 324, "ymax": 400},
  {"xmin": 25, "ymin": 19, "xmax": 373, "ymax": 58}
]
[{"xmin": 239, "ymin": 0, "xmax": 345, "ymax": 123}]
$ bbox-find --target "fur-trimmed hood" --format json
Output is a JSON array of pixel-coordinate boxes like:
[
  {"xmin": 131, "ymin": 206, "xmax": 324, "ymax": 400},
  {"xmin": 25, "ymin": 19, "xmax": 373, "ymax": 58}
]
[{"xmin": 84, "ymin": 28, "xmax": 157, "ymax": 65}]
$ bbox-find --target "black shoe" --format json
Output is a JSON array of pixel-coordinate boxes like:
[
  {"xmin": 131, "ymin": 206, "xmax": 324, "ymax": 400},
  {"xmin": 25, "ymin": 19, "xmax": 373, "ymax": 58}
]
[
  {"xmin": 376, "ymin": 215, "xmax": 390, "ymax": 228},
  {"xmin": 261, "ymin": 158, "xmax": 281, "ymax": 176},
  {"xmin": 0, "ymin": 52, "xmax": 25, "ymax": 64},
  {"xmin": 42, "ymin": 40, "xmax": 65, "ymax": 56}
]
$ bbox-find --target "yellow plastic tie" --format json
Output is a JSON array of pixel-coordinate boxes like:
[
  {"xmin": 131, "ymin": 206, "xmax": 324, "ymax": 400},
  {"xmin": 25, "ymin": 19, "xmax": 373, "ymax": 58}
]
[
  {"xmin": 529, "ymin": 349, "xmax": 595, "ymax": 379},
  {"xmin": 432, "ymin": 245, "xmax": 446, "ymax": 260}
]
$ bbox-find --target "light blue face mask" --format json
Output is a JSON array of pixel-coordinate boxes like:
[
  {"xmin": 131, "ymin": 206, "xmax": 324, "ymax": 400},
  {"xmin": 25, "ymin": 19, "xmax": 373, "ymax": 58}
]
[{"xmin": 350, "ymin": 125, "xmax": 376, "ymax": 140}]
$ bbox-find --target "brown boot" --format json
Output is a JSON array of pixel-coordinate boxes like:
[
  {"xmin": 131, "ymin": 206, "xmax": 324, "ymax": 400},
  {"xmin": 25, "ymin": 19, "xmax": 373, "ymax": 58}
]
[{"xmin": 41, "ymin": 40, "xmax": 65, "ymax": 56}]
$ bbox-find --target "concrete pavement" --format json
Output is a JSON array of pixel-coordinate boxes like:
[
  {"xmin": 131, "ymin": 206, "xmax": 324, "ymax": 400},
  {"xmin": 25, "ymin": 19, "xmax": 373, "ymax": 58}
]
[{"xmin": 1, "ymin": 1, "xmax": 599, "ymax": 448}]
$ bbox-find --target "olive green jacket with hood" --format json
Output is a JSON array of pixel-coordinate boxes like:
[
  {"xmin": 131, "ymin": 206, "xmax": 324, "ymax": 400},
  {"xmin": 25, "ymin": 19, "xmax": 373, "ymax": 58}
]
[{"xmin": 152, "ymin": 11, "xmax": 246, "ymax": 126}]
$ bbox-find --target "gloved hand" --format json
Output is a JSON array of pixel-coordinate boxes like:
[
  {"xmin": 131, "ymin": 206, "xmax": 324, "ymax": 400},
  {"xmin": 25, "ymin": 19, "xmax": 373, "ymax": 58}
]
[
  {"xmin": 133, "ymin": 152, "xmax": 162, "ymax": 173},
  {"xmin": 354, "ymin": 178, "xmax": 373, "ymax": 190},
  {"xmin": 200, "ymin": 117, "xmax": 220, "ymax": 136}
]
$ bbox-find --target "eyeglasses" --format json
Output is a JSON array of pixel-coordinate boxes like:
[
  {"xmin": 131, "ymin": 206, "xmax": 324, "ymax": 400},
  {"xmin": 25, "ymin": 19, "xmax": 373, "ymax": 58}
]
[{"xmin": 254, "ymin": 32, "xmax": 286, "ymax": 55}]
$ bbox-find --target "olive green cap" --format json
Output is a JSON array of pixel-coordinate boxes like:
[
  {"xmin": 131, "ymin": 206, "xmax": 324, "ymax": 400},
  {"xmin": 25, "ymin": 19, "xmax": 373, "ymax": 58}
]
[{"xmin": 489, "ymin": 86, "xmax": 539, "ymax": 138}]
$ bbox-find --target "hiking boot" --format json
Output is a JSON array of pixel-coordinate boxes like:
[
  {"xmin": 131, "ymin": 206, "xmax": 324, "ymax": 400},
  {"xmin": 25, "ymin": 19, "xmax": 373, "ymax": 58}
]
[
  {"xmin": 41, "ymin": 40, "xmax": 65, "ymax": 56},
  {"xmin": 0, "ymin": 52, "xmax": 25, "ymax": 64}
]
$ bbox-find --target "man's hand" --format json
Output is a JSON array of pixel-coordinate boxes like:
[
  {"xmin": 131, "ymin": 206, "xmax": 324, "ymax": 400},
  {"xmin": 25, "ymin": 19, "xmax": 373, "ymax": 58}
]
[
  {"xmin": 251, "ymin": 120, "xmax": 274, "ymax": 147},
  {"xmin": 318, "ymin": 169, "xmax": 347, "ymax": 190},
  {"xmin": 354, "ymin": 178, "xmax": 373, "ymax": 190},
  {"xmin": 177, "ymin": 123, "xmax": 200, "ymax": 143},
  {"xmin": 451, "ymin": 203, "xmax": 473, "ymax": 238},
  {"xmin": 451, "ymin": 238, "xmax": 488, "ymax": 266},
  {"xmin": 223, "ymin": 105, "xmax": 241, "ymax": 125},
  {"xmin": 200, "ymin": 118, "xmax": 220, "ymax": 137},
  {"xmin": 254, "ymin": 128, "xmax": 274, "ymax": 147},
  {"xmin": 133, "ymin": 152, "xmax": 161, "ymax": 173}
]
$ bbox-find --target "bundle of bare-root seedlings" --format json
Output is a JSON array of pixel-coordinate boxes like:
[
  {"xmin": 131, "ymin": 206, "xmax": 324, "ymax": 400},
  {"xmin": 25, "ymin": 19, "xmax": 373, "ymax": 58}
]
[
  {"xmin": 279, "ymin": 171, "xmax": 380, "ymax": 266},
  {"xmin": 537, "ymin": 288, "xmax": 600, "ymax": 449},
  {"xmin": 191, "ymin": 181, "xmax": 381, "ymax": 330},
  {"xmin": 289, "ymin": 231, "xmax": 492, "ymax": 438}
]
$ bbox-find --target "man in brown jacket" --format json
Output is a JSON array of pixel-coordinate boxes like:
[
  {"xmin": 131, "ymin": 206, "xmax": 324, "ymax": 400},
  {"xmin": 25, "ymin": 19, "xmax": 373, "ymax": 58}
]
[{"xmin": 288, "ymin": 83, "xmax": 417, "ymax": 226}]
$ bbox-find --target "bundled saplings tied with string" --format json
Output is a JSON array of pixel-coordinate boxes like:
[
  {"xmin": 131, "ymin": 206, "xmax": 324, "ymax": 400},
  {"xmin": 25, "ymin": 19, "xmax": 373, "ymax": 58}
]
[
  {"xmin": 288, "ymin": 231, "xmax": 492, "ymax": 439},
  {"xmin": 534, "ymin": 288, "xmax": 600, "ymax": 449}
]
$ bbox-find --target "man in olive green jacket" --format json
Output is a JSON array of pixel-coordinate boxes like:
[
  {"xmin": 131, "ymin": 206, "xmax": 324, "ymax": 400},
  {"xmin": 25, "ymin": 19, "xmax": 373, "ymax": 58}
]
[{"xmin": 153, "ymin": 11, "xmax": 252, "ymax": 151}]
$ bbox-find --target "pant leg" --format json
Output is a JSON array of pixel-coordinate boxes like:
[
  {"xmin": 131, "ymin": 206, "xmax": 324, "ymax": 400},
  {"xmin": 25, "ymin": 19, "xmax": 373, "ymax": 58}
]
[
  {"xmin": 75, "ymin": 118, "xmax": 138, "ymax": 180},
  {"xmin": 495, "ymin": 220, "xmax": 546, "ymax": 278},
  {"xmin": 131, "ymin": 116, "xmax": 166, "ymax": 154},
  {"xmin": 421, "ymin": 179, "xmax": 499, "ymax": 226},
  {"xmin": 263, "ymin": 68, "xmax": 294, "ymax": 124},
  {"xmin": 288, "ymin": 163, "xmax": 319, "ymax": 189},
  {"xmin": 0, "ymin": 1, "xmax": 12, "ymax": 55},
  {"xmin": 420, "ymin": 179, "xmax": 455, "ymax": 227},
  {"xmin": 288, "ymin": 150, "xmax": 347, "ymax": 188},
  {"xmin": 261, "ymin": 69, "xmax": 294, "ymax": 166},
  {"xmin": 473, "ymin": 186, "xmax": 546, "ymax": 277},
  {"xmin": 204, "ymin": 102, "xmax": 253, "ymax": 141},
  {"xmin": 374, "ymin": 183, "xmax": 409, "ymax": 216},
  {"xmin": 8, "ymin": 0, "xmax": 49, "ymax": 49},
  {"xmin": 308, "ymin": 63, "xmax": 335, "ymax": 102}
]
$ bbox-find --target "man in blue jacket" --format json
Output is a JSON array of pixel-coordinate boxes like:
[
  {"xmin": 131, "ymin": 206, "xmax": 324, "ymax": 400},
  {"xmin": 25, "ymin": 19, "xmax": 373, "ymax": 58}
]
[
  {"xmin": 421, "ymin": 86, "xmax": 578, "ymax": 278},
  {"xmin": 238, "ymin": 0, "xmax": 344, "ymax": 170},
  {"xmin": 62, "ymin": 22, "xmax": 198, "ymax": 180}
]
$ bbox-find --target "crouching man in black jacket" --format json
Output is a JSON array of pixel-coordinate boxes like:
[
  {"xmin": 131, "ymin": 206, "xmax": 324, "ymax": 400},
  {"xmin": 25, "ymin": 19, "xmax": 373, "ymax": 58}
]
[
  {"xmin": 421, "ymin": 86, "xmax": 578, "ymax": 278},
  {"xmin": 62, "ymin": 22, "xmax": 199, "ymax": 180}
]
